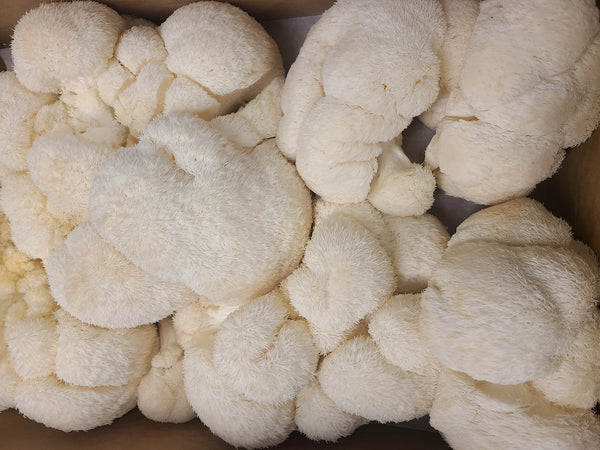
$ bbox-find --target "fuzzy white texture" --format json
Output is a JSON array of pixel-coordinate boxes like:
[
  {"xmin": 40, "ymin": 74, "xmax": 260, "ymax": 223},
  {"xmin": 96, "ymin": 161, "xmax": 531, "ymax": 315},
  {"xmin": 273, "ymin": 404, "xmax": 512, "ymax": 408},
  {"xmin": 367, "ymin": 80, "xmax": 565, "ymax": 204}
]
[
  {"xmin": 313, "ymin": 199, "xmax": 392, "ymax": 251},
  {"xmin": 295, "ymin": 379, "xmax": 367, "ymax": 442},
  {"xmin": 307, "ymin": 320, "xmax": 369, "ymax": 359},
  {"xmin": 3, "ymin": 262, "xmax": 56, "ymax": 380},
  {"xmin": 98, "ymin": 2, "xmax": 285, "ymax": 134},
  {"xmin": 138, "ymin": 318, "xmax": 195, "ymax": 423},
  {"xmin": 58, "ymin": 76, "xmax": 127, "ymax": 139},
  {"xmin": 532, "ymin": 308, "xmax": 600, "ymax": 409},
  {"xmin": 420, "ymin": 0, "xmax": 479, "ymax": 129},
  {"xmin": 312, "ymin": 199, "xmax": 448, "ymax": 293},
  {"xmin": 278, "ymin": 0, "xmax": 443, "ymax": 212},
  {"xmin": 160, "ymin": 1, "xmax": 283, "ymax": 101},
  {"xmin": 54, "ymin": 308, "xmax": 158, "ymax": 387},
  {"xmin": 0, "ymin": 73, "xmax": 127, "ymax": 260},
  {"xmin": 279, "ymin": 0, "xmax": 445, "ymax": 160},
  {"xmin": 11, "ymin": 1, "xmax": 125, "ymax": 93},
  {"xmin": 173, "ymin": 297, "xmax": 237, "ymax": 350},
  {"xmin": 426, "ymin": 0, "xmax": 600, "ymax": 204},
  {"xmin": 113, "ymin": 62, "xmax": 174, "ymax": 137},
  {"xmin": 0, "ymin": 222, "xmax": 48, "ymax": 411},
  {"xmin": 0, "ymin": 72, "xmax": 55, "ymax": 173},
  {"xmin": 163, "ymin": 76, "xmax": 221, "ymax": 118},
  {"xmin": 385, "ymin": 213, "xmax": 449, "ymax": 293},
  {"xmin": 5, "ymin": 270, "xmax": 157, "ymax": 389},
  {"xmin": 208, "ymin": 75, "xmax": 284, "ymax": 148},
  {"xmin": 427, "ymin": 119, "xmax": 565, "ymax": 204},
  {"xmin": 0, "ymin": 215, "xmax": 158, "ymax": 432},
  {"xmin": 27, "ymin": 132, "xmax": 117, "ymax": 222},
  {"xmin": 46, "ymin": 222, "xmax": 197, "ymax": 328},
  {"xmin": 421, "ymin": 199, "xmax": 599, "ymax": 385},
  {"xmin": 4, "ymin": 300, "xmax": 57, "ymax": 380},
  {"xmin": 447, "ymin": 197, "xmax": 573, "ymax": 248},
  {"xmin": 184, "ymin": 340, "xmax": 295, "ymax": 448},
  {"xmin": 2, "ymin": 0, "xmax": 289, "ymax": 273},
  {"xmin": 318, "ymin": 335, "xmax": 437, "ymax": 423},
  {"xmin": 213, "ymin": 290, "xmax": 318, "ymax": 404},
  {"xmin": 368, "ymin": 294, "xmax": 441, "ymax": 378},
  {"xmin": 0, "ymin": 172, "xmax": 75, "ymax": 261},
  {"xmin": 3, "ymin": 276, "xmax": 156, "ymax": 431},
  {"xmin": 0, "ymin": 70, "xmax": 127, "ymax": 262},
  {"xmin": 89, "ymin": 114, "xmax": 312, "ymax": 306},
  {"xmin": 222, "ymin": 75, "xmax": 284, "ymax": 142},
  {"xmin": 430, "ymin": 369, "xmax": 600, "ymax": 450},
  {"xmin": 283, "ymin": 212, "xmax": 396, "ymax": 354},
  {"xmin": 0, "ymin": 213, "xmax": 43, "ymax": 304},
  {"xmin": 0, "ymin": 229, "xmax": 24, "ymax": 410},
  {"xmin": 115, "ymin": 26, "xmax": 167, "ymax": 75},
  {"xmin": 96, "ymin": 58, "xmax": 135, "ymax": 107},
  {"xmin": 0, "ymin": 223, "xmax": 145, "ymax": 433},
  {"xmin": 366, "ymin": 141, "xmax": 436, "ymax": 216},
  {"xmin": 14, "ymin": 376, "xmax": 137, "ymax": 432},
  {"xmin": 32, "ymin": 101, "xmax": 71, "ymax": 138}
]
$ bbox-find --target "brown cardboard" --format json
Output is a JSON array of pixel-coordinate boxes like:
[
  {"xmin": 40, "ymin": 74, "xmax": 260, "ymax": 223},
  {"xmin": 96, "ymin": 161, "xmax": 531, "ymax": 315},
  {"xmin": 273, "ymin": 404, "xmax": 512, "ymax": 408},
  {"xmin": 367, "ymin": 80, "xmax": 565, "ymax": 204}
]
[
  {"xmin": 0, "ymin": 409, "xmax": 450, "ymax": 449},
  {"xmin": 534, "ymin": 128, "xmax": 600, "ymax": 257}
]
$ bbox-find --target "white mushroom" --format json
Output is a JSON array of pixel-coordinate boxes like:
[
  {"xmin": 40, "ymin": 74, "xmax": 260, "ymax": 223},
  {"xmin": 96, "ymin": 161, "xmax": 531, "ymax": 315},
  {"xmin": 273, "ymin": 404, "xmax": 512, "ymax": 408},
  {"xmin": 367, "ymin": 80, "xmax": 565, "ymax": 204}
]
[
  {"xmin": 283, "ymin": 211, "xmax": 396, "ymax": 354},
  {"xmin": 113, "ymin": 62, "xmax": 174, "ymax": 137},
  {"xmin": 160, "ymin": 1, "xmax": 283, "ymax": 110},
  {"xmin": 172, "ymin": 297, "xmax": 237, "ymax": 350},
  {"xmin": 14, "ymin": 377, "xmax": 138, "ymax": 432},
  {"xmin": 46, "ymin": 222, "xmax": 197, "ymax": 328},
  {"xmin": 368, "ymin": 294, "xmax": 441, "ymax": 378},
  {"xmin": 54, "ymin": 308, "xmax": 158, "ymax": 387},
  {"xmin": 89, "ymin": 114, "xmax": 312, "ymax": 306},
  {"xmin": 115, "ymin": 26, "xmax": 167, "ymax": 75},
  {"xmin": 213, "ymin": 290, "xmax": 318, "ymax": 404},
  {"xmin": 0, "ymin": 72, "xmax": 55, "ymax": 173},
  {"xmin": 183, "ymin": 340, "xmax": 295, "ymax": 449},
  {"xmin": 318, "ymin": 335, "xmax": 437, "ymax": 423},
  {"xmin": 419, "ymin": 0, "xmax": 479, "ymax": 129},
  {"xmin": 137, "ymin": 318, "xmax": 195, "ymax": 423},
  {"xmin": 0, "ymin": 173, "xmax": 73, "ymax": 261},
  {"xmin": 209, "ymin": 75, "xmax": 284, "ymax": 148},
  {"xmin": 420, "ymin": 199, "xmax": 599, "ymax": 384},
  {"xmin": 367, "ymin": 141, "xmax": 436, "ymax": 217},
  {"xmin": 295, "ymin": 379, "xmax": 367, "ymax": 442},
  {"xmin": 532, "ymin": 308, "xmax": 600, "ymax": 409},
  {"xmin": 384, "ymin": 213, "xmax": 449, "ymax": 293},
  {"xmin": 425, "ymin": 0, "xmax": 600, "ymax": 204},
  {"xmin": 11, "ymin": 1, "xmax": 125, "ymax": 93},
  {"xmin": 4, "ymin": 293, "xmax": 57, "ymax": 381},
  {"xmin": 0, "ymin": 216, "xmax": 47, "ymax": 410},
  {"xmin": 278, "ymin": 0, "xmax": 443, "ymax": 214},
  {"xmin": 27, "ymin": 132, "xmax": 119, "ymax": 222},
  {"xmin": 430, "ymin": 369, "xmax": 600, "ymax": 450}
]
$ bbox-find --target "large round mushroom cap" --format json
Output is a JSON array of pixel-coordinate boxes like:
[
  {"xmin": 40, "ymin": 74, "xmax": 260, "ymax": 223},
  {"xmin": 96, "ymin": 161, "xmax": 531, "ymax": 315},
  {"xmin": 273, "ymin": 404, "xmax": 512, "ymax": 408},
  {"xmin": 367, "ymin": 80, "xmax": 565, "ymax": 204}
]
[
  {"xmin": 89, "ymin": 113, "xmax": 312, "ymax": 306},
  {"xmin": 12, "ymin": 1, "xmax": 125, "ymax": 93},
  {"xmin": 160, "ymin": 1, "xmax": 282, "ymax": 98},
  {"xmin": 421, "ymin": 199, "xmax": 599, "ymax": 384}
]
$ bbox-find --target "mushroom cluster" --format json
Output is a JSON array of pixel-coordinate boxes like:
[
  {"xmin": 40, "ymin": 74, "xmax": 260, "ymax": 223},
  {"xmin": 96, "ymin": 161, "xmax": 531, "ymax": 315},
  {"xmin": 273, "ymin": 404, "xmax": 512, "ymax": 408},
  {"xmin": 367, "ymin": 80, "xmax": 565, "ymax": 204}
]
[{"xmin": 0, "ymin": 1, "xmax": 599, "ymax": 449}]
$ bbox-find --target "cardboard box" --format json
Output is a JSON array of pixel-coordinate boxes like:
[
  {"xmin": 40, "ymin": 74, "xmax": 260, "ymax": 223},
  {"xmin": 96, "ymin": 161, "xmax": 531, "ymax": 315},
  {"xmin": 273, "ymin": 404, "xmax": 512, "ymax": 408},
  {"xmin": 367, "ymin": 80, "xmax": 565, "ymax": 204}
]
[{"xmin": 0, "ymin": 1, "xmax": 597, "ymax": 448}]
